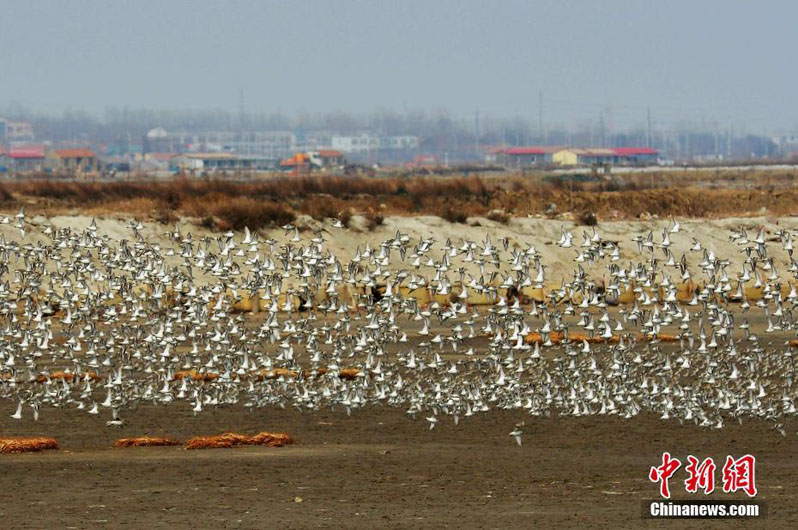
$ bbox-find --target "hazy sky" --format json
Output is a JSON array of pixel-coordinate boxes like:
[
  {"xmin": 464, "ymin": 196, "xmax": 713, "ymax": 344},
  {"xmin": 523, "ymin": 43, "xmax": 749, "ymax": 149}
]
[{"xmin": 1, "ymin": 0, "xmax": 796, "ymax": 131}]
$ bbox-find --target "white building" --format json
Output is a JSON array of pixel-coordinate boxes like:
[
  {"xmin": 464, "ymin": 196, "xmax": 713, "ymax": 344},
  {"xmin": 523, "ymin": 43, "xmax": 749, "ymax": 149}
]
[
  {"xmin": 0, "ymin": 119, "xmax": 34, "ymax": 143},
  {"xmin": 332, "ymin": 134, "xmax": 419, "ymax": 154},
  {"xmin": 380, "ymin": 136, "xmax": 420, "ymax": 150},
  {"xmin": 332, "ymin": 134, "xmax": 380, "ymax": 154},
  {"xmin": 772, "ymin": 135, "xmax": 798, "ymax": 158}
]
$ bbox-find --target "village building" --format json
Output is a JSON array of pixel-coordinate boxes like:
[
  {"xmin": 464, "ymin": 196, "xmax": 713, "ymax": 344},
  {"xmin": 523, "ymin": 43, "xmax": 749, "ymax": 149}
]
[
  {"xmin": 0, "ymin": 119, "xmax": 35, "ymax": 143},
  {"xmin": 173, "ymin": 152, "xmax": 278, "ymax": 172},
  {"xmin": 45, "ymin": 148, "xmax": 99, "ymax": 172},
  {"xmin": 315, "ymin": 150, "xmax": 345, "ymax": 167},
  {"xmin": 9, "ymin": 145, "xmax": 46, "ymax": 172},
  {"xmin": 553, "ymin": 147, "xmax": 659, "ymax": 166},
  {"xmin": 495, "ymin": 146, "xmax": 562, "ymax": 167}
]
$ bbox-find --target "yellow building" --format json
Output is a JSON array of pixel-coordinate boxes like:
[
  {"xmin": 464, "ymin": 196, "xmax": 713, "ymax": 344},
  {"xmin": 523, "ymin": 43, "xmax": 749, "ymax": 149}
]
[
  {"xmin": 553, "ymin": 149, "xmax": 580, "ymax": 166},
  {"xmin": 553, "ymin": 148, "xmax": 617, "ymax": 166},
  {"xmin": 554, "ymin": 147, "xmax": 659, "ymax": 166}
]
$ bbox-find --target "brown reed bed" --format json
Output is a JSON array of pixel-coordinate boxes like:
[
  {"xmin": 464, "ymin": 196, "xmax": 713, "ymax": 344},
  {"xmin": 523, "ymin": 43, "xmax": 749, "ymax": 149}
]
[{"xmin": 3, "ymin": 169, "xmax": 798, "ymax": 226}]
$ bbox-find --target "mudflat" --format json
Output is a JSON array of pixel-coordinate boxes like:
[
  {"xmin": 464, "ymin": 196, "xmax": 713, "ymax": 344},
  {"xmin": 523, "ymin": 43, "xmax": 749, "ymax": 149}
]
[{"xmin": 0, "ymin": 404, "xmax": 793, "ymax": 528}]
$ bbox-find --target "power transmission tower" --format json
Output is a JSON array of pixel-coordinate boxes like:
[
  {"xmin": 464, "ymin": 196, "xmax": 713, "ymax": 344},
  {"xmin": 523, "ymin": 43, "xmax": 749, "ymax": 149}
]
[
  {"xmin": 538, "ymin": 90, "xmax": 543, "ymax": 143},
  {"xmin": 474, "ymin": 109, "xmax": 480, "ymax": 154},
  {"xmin": 239, "ymin": 88, "xmax": 245, "ymax": 132}
]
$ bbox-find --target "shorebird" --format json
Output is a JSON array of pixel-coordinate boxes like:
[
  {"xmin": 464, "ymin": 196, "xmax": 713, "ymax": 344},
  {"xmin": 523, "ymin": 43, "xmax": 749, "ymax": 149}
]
[{"xmin": 0, "ymin": 214, "xmax": 792, "ymax": 443}]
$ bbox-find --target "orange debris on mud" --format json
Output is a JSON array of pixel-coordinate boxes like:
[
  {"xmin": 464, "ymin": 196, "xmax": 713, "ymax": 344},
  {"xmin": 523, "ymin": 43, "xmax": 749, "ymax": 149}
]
[
  {"xmin": 254, "ymin": 368, "xmax": 300, "ymax": 380},
  {"xmin": 33, "ymin": 371, "xmax": 99, "ymax": 384},
  {"xmin": 254, "ymin": 367, "xmax": 362, "ymax": 380},
  {"xmin": 249, "ymin": 432, "xmax": 295, "ymax": 447},
  {"xmin": 525, "ymin": 331, "xmax": 679, "ymax": 345},
  {"xmin": 338, "ymin": 368, "xmax": 362, "ymax": 380},
  {"xmin": 642, "ymin": 333, "xmax": 680, "ymax": 342},
  {"xmin": 114, "ymin": 436, "xmax": 182, "ymax": 448},
  {"xmin": 171, "ymin": 370, "xmax": 218, "ymax": 382},
  {"xmin": 184, "ymin": 432, "xmax": 294, "ymax": 450},
  {"xmin": 524, "ymin": 332, "xmax": 619, "ymax": 345},
  {"xmin": 0, "ymin": 437, "xmax": 59, "ymax": 454}
]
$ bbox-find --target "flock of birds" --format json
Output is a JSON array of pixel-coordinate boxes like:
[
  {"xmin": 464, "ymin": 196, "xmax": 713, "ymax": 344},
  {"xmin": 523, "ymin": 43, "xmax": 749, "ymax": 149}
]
[{"xmin": 2, "ymin": 207, "xmax": 798, "ymax": 445}]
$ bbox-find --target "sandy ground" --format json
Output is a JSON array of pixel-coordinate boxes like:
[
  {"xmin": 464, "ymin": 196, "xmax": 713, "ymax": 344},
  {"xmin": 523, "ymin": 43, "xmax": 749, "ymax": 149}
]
[{"xmin": 27, "ymin": 212, "xmax": 798, "ymax": 285}]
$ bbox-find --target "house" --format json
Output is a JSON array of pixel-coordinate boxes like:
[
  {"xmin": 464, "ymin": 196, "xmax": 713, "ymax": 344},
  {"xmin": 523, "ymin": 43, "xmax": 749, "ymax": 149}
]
[
  {"xmin": 553, "ymin": 147, "xmax": 659, "ymax": 166},
  {"xmin": 332, "ymin": 135, "xmax": 380, "ymax": 154},
  {"xmin": 407, "ymin": 154, "xmax": 440, "ymax": 168},
  {"xmin": 553, "ymin": 148, "xmax": 615, "ymax": 166},
  {"xmin": 378, "ymin": 136, "xmax": 420, "ymax": 150},
  {"xmin": 142, "ymin": 152, "xmax": 178, "ymax": 171},
  {"xmin": 174, "ymin": 153, "xmax": 277, "ymax": 172},
  {"xmin": 45, "ymin": 148, "xmax": 99, "ymax": 172},
  {"xmin": 611, "ymin": 147, "xmax": 659, "ymax": 165},
  {"xmin": 314, "ymin": 150, "xmax": 345, "ymax": 167},
  {"xmin": 497, "ymin": 146, "xmax": 561, "ymax": 167},
  {"xmin": 9, "ymin": 145, "xmax": 46, "ymax": 172}
]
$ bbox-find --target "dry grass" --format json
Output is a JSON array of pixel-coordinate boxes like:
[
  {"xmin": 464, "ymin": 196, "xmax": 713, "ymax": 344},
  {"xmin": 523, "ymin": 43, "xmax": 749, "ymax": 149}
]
[
  {"xmin": 486, "ymin": 209, "xmax": 511, "ymax": 224},
  {"xmin": 577, "ymin": 211, "xmax": 598, "ymax": 226},
  {"xmin": 204, "ymin": 197, "xmax": 295, "ymax": 230},
  {"xmin": 0, "ymin": 437, "xmax": 59, "ymax": 454},
  {"xmin": 5, "ymin": 168, "xmax": 798, "ymax": 224}
]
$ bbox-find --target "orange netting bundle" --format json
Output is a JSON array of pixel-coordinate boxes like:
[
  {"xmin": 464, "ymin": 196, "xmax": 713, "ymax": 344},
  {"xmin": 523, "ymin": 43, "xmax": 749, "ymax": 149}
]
[
  {"xmin": 171, "ymin": 370, "xmax": 219, "ymax": 382},
  {"xmin": 33, "ymin": 371, "xmax": 100, "ymax": 384},
  {"xmin": 0, "ymin": 437, "xmax": 59, "ymax": 454},
  {"xmin": 525, "ymin": 331, "xmax": 679, "ymax": 345},
  {"xmin": 525, "ymin": 331, "xmax": 615, "ymax": 345},
  {"xmin": 641, "ymin": 333, "xmax": 680, "ymax": 342},
  {"xmin": 114, "ymin": 436, "xmax": 182, "ymax": 448},
  {"xmin": 254, "ymin": 368, "xmax": 300, "ymax": 381},
  {"xmin": 249, "ymin": 431, "xmax": 295, "ymax": 447},
  {"xmin": 184, "ymin": 431, "xmax": 294, "ymax": 450},
  {"xmin": 254, "ymin": 367, "xmax": 362, "ymax": 381},
  {"xmin": 338, "ymin": 368, "xmax": 362, "ymax": 380}
]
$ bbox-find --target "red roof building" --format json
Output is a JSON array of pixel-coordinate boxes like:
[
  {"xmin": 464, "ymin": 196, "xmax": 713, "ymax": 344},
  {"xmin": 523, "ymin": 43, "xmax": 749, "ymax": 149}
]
[
  {"xmin": 52, "ymin": 148, "xmax": 96, "ymax": 159},
  {"xmin": 9, "ymin": 145, "xmax": 45, "ymax": 159},
  {"xmin": 612, "ymin": 147, "xmax": 659, "ymax": 156},
  {"xmin": 8, "ymin": 145, "xmax": 46, "ymax": 172},
  {"xmin": 46, "ymin": 148, "xmax": 99, "ymax": 172}
]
